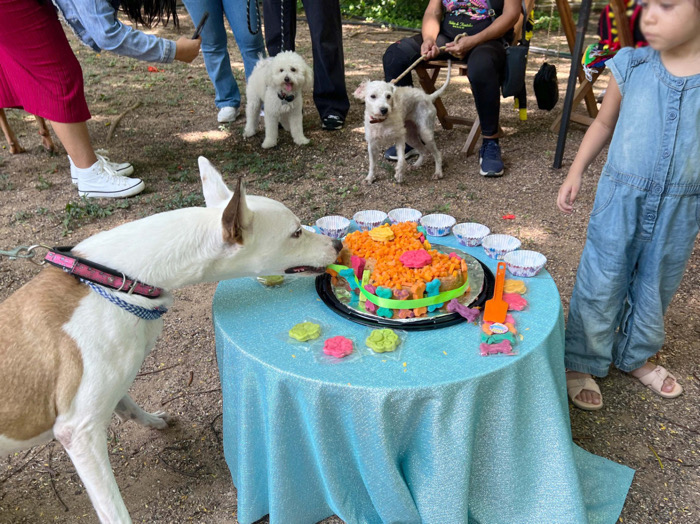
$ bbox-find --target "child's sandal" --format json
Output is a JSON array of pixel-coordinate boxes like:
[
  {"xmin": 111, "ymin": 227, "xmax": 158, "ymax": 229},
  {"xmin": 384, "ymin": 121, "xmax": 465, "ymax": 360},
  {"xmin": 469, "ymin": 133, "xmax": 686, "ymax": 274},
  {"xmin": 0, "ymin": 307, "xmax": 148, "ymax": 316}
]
[
  {"xmin": 636, "ymin": 365, "xmax": 683, "ymax": 399},
  {"xmin": 566, "ymin": 375, "xmax": 604, "ymax": 411}
]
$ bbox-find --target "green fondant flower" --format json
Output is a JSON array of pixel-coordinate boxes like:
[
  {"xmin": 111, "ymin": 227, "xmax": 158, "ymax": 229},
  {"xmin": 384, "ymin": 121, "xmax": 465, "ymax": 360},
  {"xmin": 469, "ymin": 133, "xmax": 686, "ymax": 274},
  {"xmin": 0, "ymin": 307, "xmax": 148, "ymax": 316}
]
[
  {"xmin": 289, "ymin": 321, "xmax": 321, "ymax": 342},
  {"xmin": 366, "ymin": 328, "xmax": 400, "ymax": 353}
]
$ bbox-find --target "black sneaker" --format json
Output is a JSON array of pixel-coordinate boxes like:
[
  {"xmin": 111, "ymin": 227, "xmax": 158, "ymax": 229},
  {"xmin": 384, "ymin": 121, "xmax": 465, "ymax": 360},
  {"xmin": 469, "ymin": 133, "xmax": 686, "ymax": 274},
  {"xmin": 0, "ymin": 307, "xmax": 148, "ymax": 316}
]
[
  {"xmin": 384, "ymin": 144, "xmax": 419, "ymax": 161},
  {"xmin": 479, "ymin": 140, "xmax": 505, "ymax": 177},
  {"xmin": 321, "ymin": 114, "xmax": 345, "ymax": 131}
]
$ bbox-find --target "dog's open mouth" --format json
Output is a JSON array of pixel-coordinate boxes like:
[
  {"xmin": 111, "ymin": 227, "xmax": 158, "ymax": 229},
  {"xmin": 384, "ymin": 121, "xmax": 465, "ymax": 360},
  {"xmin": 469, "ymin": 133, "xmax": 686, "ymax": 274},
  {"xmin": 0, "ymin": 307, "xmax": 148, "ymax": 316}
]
[
  {"xmin": 369, "ymin": 115, "xmax": 387, "ymax": 124},
  {"xmin": 284, "ymin": 265, "xmax": 326, "ymax": 274},
  {"xmin": 278, "ymin": 83, "xmax": 295, "ymax": 101}
]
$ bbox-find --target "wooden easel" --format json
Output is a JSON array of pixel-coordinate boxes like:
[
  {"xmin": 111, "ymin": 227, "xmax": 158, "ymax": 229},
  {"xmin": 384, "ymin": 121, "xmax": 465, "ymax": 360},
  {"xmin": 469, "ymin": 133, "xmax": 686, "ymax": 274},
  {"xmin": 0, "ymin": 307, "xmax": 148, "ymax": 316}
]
[{"xmin": 550, "ymin": 0, "xmax": 634, "ymax": 131}]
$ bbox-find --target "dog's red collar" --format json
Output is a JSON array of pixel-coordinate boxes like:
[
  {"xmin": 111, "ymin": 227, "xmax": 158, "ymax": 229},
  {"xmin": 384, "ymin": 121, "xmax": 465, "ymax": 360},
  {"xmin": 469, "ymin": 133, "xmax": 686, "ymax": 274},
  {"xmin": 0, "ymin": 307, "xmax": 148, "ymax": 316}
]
[{"xmin": 44, "ymin": 247, "xmax": 163, "ymax": 298}]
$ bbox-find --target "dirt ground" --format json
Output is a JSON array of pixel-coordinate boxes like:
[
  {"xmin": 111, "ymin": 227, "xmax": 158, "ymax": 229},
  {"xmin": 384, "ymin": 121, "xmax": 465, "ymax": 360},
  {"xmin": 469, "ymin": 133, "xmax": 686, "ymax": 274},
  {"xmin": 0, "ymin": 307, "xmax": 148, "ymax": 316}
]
[{"xmin": 1, "ymin": 9, "xmax": 698, "ymax": 524}]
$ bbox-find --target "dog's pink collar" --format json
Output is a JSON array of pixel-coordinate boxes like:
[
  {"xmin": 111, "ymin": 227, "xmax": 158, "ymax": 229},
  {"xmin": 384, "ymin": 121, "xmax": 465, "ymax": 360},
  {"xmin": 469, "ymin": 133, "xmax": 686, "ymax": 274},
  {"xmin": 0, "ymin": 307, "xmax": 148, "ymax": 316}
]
[{"xmin": 44, "ymin": 247, "xmax": 163, "ymax": 298}]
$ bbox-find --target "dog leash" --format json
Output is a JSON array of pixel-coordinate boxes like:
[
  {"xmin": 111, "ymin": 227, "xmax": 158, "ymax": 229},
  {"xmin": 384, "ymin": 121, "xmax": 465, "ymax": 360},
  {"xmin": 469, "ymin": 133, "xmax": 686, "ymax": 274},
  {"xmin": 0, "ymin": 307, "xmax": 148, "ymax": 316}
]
[
  {"xmin": 0, "ymin": 244, "xmax": 51, "ymax": 265},
  {"xmin": 390, "ymin": 33, "xmax": 467, "ymax": 85}
]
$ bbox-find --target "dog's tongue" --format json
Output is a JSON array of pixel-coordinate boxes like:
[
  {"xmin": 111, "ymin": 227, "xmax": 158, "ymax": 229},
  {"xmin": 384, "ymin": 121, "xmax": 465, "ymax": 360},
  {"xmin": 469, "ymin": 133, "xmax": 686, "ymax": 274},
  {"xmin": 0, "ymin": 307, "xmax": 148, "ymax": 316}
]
[{"xmin": 284, "ymin": 82, "xmax": 293, "ymax": 92}]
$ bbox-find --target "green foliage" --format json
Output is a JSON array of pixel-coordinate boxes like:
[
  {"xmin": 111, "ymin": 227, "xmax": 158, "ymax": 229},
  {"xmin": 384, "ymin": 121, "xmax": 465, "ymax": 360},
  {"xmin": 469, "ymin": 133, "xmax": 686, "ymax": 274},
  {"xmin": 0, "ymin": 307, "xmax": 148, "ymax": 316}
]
[
  {"xmin": 0, "ymin": 173, "xmax": 14, "ymax": 191},
  {"xmin": 532, "ymin": 10, "xmax": 561, "ymax": 32},
  {"xmin": 62, "ymin": 197, "xmax": 132, "ymax": 236},
  {"xmin": 317, "ymin": 0, "xmax": 426, "ymax": 29},
  {"xmin": 343, "ymin": 1, "xmax": 425, "ymax": 28}
]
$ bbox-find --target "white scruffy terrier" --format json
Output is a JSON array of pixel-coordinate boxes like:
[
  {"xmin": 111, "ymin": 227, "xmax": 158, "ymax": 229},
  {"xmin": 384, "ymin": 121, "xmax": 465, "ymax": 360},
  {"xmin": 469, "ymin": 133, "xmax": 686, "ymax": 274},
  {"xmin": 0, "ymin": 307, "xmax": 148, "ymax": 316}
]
[
  {"xmin": 243, "ymin": 51, "xmax": 313, "ymax": 149},
  {"xmin": 353, "ymin": 64, "xmax": 451, "ymax": 184},
  {"xmin": 0, "ymin": 156, "xmax": 341, "ymax": 523}
]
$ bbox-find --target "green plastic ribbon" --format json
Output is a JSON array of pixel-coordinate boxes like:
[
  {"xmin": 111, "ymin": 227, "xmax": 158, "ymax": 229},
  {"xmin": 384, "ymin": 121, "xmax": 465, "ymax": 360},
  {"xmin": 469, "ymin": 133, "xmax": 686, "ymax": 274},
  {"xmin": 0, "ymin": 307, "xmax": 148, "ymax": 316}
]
[{"xmin": 327, "ymin": 264, "xmax": 469, "ymax": 309}]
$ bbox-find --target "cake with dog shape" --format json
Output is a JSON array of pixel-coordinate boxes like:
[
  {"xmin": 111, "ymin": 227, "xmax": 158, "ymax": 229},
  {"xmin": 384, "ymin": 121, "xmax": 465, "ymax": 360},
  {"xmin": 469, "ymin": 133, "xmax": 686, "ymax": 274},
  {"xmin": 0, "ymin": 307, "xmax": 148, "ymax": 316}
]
[{"xmin": 332, "ymin": 222, "xmax": 469, "ymax": 319}]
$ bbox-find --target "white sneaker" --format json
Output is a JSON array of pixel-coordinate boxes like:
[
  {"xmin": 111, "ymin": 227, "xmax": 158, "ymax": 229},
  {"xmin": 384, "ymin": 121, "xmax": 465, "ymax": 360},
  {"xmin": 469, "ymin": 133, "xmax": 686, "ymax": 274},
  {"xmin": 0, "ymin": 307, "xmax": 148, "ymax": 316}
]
[
  {"xmin": 77, "ymin": 158, "xmax": 144, "ymax": 198},
  {"xmin": 217, "ymin": 106, "xmax": 240, "ymax": 123},
  {"xmin": 70, "ymin": 153, "xmax": 134, "ymax": 186}
]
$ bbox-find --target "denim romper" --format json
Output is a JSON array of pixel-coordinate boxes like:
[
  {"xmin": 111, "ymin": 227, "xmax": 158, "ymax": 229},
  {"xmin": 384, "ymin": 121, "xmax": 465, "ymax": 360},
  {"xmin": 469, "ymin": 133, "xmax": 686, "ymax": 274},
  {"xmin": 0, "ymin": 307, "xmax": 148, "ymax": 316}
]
[{"xmin": 565, "ymin": 47, "xmax": 700, "ymax": 376}]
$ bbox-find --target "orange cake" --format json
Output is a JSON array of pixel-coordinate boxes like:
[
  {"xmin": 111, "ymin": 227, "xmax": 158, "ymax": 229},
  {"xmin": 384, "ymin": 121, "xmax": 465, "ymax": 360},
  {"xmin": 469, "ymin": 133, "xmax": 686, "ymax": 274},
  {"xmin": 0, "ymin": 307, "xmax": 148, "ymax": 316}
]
[{"xmin": 334, "ymin": 222, "xmax": 469, "ymax": 318}]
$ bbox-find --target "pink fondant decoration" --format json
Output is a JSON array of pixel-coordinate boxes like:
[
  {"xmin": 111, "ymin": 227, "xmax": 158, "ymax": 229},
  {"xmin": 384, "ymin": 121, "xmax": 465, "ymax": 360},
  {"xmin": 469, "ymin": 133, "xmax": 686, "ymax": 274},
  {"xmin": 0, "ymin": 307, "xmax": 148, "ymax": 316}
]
[
  {"xmin": 324, "ymin": 336, "xmax": 354, "ymax": 358},
  {"xmin": 364, "ymin": 284, "xmax": 378, "ymax": 313},
  {"xmin": 393, "ymin": 289, "xmax": 410, "ymax": 300},
  {"xmin": 399, "ymin": 249, "xmax": 432, "ymax": 268},
  {"xmin": 503, "ymin": 293, "xmax": 528, "ymax": 311},
  {"xmin": 351, "ymin": 255, "xmax": 366, "ymax": 280},
  {"xmin": 479, "ymin": 340, "xmax": 514, "ymax": 356}
]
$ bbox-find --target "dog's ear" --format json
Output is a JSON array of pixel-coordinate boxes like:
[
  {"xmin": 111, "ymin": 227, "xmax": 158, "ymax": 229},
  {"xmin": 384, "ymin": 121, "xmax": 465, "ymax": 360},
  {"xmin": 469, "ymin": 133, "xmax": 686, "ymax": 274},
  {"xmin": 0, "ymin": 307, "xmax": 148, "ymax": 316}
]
[
  {"xmin": 221, "ymin": 177, "xmax": 252, "ymax": 245},
  {"xmin": 353, "ymin": 81, "xmax": 368, "ymax": 100},
  {"xmin": 199, "ymin": 156, "xmax": 232, "ymax": 208}
]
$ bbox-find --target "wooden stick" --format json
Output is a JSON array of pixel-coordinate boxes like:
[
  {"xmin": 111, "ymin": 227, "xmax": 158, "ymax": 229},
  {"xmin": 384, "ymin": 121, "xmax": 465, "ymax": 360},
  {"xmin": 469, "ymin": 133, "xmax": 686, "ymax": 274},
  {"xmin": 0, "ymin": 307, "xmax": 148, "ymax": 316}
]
[{"xmin": 107, "ymin": 101, "xmax": 142, "ymax": 142}]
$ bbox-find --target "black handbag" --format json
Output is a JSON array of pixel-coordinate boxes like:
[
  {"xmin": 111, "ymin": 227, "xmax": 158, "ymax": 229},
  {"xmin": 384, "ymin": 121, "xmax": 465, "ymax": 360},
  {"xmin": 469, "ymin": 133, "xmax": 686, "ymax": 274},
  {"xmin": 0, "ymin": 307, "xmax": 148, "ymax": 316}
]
[
  {"xmin": 486, "ymin": 0, "xmax": 529, "ymax": 98},
  {"xmin": 533, "ymin": 62, "xmax": 559, "ymax": 110}
]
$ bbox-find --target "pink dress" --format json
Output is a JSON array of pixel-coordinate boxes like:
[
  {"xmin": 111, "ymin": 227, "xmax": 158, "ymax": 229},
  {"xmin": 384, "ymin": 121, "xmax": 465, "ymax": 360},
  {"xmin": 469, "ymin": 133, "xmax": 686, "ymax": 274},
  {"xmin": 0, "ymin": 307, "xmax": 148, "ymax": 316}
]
[{"xmin": 0, "ymin": 0, "xmax": 90, "ymax": 123}]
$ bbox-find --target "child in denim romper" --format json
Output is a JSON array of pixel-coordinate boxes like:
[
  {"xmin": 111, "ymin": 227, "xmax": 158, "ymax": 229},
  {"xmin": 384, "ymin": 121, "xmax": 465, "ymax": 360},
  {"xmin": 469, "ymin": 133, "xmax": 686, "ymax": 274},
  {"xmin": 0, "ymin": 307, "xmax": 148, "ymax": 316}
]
[{"xmin": 557, "ymin": 0, "xmax": 700, "ymax": 410}]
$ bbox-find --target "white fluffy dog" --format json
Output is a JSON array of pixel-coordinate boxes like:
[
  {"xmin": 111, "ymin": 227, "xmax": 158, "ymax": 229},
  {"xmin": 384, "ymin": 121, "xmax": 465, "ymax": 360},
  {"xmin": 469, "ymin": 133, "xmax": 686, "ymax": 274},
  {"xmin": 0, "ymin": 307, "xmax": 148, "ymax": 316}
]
[
  {"xmin": 353, "ymin": 64, "xmax": 451, "ymax": 184},
  {"xmin": 243, "ymin": 51, "xmax": 313, "ymax": 149}
]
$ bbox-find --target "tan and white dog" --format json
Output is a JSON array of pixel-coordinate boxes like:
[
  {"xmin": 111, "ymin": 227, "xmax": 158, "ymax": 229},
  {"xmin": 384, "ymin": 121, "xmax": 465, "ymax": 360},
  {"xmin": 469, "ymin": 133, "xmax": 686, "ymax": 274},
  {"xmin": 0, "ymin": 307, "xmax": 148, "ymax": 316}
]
[
  {"xmin": 243, "ymin": 51, "xmax": 313, "ymax": 149},
  {"xmin": 353, "ymin": 64, "xmax": 451, "ymax": 184},
  {"xmin": 0, "ymin": 108, "xmax": 56, "ymax": 154},
  {"xmin": 0, "ymin": 156, "xmax": 341, "ymax": 523}
]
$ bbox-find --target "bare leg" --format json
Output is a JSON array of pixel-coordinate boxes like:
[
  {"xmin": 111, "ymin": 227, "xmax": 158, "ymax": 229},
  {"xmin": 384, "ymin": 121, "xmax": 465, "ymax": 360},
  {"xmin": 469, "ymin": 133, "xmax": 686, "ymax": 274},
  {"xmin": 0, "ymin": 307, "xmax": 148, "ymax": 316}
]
[{"xmin": 48, "ymin": 120, "xmax": 97, "ymax": 168}]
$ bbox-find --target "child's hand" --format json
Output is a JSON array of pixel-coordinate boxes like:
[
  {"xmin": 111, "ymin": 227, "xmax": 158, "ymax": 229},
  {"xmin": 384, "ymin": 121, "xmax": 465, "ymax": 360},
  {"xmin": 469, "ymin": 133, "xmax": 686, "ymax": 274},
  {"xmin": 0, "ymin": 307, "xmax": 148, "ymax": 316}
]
[
  {"xmin": 557, "ymin": 172, "xmax": 582, "ymax": 214},
  {"xmin": 175, "ymin": 36, "xmax": 201, "ymax": 63}
]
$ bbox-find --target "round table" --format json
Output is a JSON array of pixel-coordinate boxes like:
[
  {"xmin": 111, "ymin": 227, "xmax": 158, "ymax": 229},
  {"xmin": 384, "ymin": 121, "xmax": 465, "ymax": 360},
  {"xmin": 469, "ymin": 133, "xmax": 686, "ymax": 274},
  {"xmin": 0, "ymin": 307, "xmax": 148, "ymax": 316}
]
[{"xmin": 213, "ymin": 229, "xmax": 633, "ymax": 524}]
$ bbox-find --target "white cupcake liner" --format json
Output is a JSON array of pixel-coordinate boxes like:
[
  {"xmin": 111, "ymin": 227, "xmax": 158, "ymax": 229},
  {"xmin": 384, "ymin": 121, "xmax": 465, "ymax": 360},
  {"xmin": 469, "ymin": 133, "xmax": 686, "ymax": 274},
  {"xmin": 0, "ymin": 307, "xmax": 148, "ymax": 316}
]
[
  {"xmin": 453, "ymin": 222, "xmax": 490, "ymax": 247},
  {"xmin": 353, "ymin": 210, "xmax": 388, "ymax": 231},
  {"xmin": 504, "ymin": 250, "xmax": 547, "ymax": 277},
  {"xmin": 302, "ymin": 225, "xmax": 317, "ymax": 233},
  {"xmin": 482, "ymin": 234, "xmax": 521, "ymax": 260},
  {"xmin": 315, "ymin": 215, "xmax": 351, "ymax": 239},
  {"xmin": 388, "ymin": 207, "xmax": 422, "ymax": 224},
  {"xmin": 420, "ymin": 213, "xmax": 456, "ymax": 237}
]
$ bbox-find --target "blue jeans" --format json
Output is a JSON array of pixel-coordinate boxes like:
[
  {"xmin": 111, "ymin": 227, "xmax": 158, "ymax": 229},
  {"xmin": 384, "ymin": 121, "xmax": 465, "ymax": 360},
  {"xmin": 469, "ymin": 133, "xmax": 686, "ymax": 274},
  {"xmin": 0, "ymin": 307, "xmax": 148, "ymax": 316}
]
[
  {"xmin": 183, "ymin": 0, "xmax": 265, "ymax": 109},
  {"xmin": 565, "ymin": 173, "xmax": 700, "ymax": 377}
]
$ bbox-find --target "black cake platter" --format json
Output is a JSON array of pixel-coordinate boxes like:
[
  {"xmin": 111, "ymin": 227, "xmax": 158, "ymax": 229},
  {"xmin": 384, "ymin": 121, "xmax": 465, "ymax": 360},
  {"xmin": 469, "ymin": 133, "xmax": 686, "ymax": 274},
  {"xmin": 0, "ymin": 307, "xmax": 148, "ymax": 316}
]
[{"xmin": 316, "ymin": 244, "xmax": 495, "ymax": 331}]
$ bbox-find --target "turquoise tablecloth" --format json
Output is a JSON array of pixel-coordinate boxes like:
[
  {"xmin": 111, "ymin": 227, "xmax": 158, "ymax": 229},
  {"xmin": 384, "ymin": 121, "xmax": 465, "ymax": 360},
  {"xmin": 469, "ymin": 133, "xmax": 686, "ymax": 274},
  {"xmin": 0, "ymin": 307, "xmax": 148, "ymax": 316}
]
[{"xmin": 213, "ymin": 230, "xmax": 634, "ymax": 524}]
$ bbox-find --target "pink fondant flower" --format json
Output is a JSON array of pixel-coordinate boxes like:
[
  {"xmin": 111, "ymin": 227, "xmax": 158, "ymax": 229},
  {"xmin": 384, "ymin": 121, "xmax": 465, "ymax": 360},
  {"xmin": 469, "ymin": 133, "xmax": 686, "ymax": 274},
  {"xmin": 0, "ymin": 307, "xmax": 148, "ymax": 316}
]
[
  {"xmin": 399, "ymin": 249, "xmax": 432, "ymax": 268},
  {"xmin": 323, "ymin": 336, "xmax": 354, "ymax": 358}
]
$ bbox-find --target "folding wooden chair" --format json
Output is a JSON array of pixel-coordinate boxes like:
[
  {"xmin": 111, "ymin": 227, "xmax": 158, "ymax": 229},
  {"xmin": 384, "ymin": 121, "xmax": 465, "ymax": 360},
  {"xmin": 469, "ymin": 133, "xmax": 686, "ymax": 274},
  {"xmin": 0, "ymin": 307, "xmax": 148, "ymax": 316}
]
[
  {"xmin": 414, "ymin": 0, "xmax": 535, "ymax": 156},
  {"xmin": 550, "ymin": 0, "xmax": 634, "ymax": 132}
]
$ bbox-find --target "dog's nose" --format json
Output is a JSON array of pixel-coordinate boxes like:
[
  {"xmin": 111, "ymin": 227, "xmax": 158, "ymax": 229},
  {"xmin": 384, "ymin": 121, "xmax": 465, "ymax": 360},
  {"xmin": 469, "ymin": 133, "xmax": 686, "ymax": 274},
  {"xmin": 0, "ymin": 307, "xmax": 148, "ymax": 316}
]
[
  {"xmin": 380, "ymin": 107, "xmax": 388, "ymax": 115},
  {"xmin": 331, "ymin": 239, "xmax": 343, "ymax": 253},
  {"xmin": 284, "ymin": 76, "xmax": 290, "ymax": 82}
]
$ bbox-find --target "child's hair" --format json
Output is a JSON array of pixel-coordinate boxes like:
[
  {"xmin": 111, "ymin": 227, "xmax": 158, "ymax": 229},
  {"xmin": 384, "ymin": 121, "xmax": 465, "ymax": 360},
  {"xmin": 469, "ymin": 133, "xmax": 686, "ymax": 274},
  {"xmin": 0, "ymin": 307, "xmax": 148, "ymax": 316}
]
[{"xmin": 120, "ymin": 0, "xmax": 179, "ymax": 28}]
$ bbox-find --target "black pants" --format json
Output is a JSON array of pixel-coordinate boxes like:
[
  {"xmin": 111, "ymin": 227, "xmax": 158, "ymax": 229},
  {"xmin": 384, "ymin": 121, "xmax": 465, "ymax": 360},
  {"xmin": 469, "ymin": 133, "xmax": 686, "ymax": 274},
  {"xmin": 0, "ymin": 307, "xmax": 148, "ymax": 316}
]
[
  {"xmin": 383, "ymin": 34, "xmax": 505, "ymax": 137},
  {"xmin": 262, "ymin": 0, "xmax": 350, "ymax": 120}
]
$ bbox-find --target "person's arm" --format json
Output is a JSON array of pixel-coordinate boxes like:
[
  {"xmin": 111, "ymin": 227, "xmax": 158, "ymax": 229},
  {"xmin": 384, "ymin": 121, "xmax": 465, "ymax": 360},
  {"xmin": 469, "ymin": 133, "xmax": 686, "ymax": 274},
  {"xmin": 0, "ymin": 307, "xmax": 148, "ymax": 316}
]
[
  {"xmin": 78, "ymin": 0, "xmax": 199, "ymax": 63},
  {"xmin": 444, "ymin": 0, "xmax": 520, "ymax": 58},
  {"xmin": 421, "ymin": 0, "xmax": 444, "ymax": 59},
  {"xmin": 556, "ymin": 77, "xmax": 622, "ymax": 214}
]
